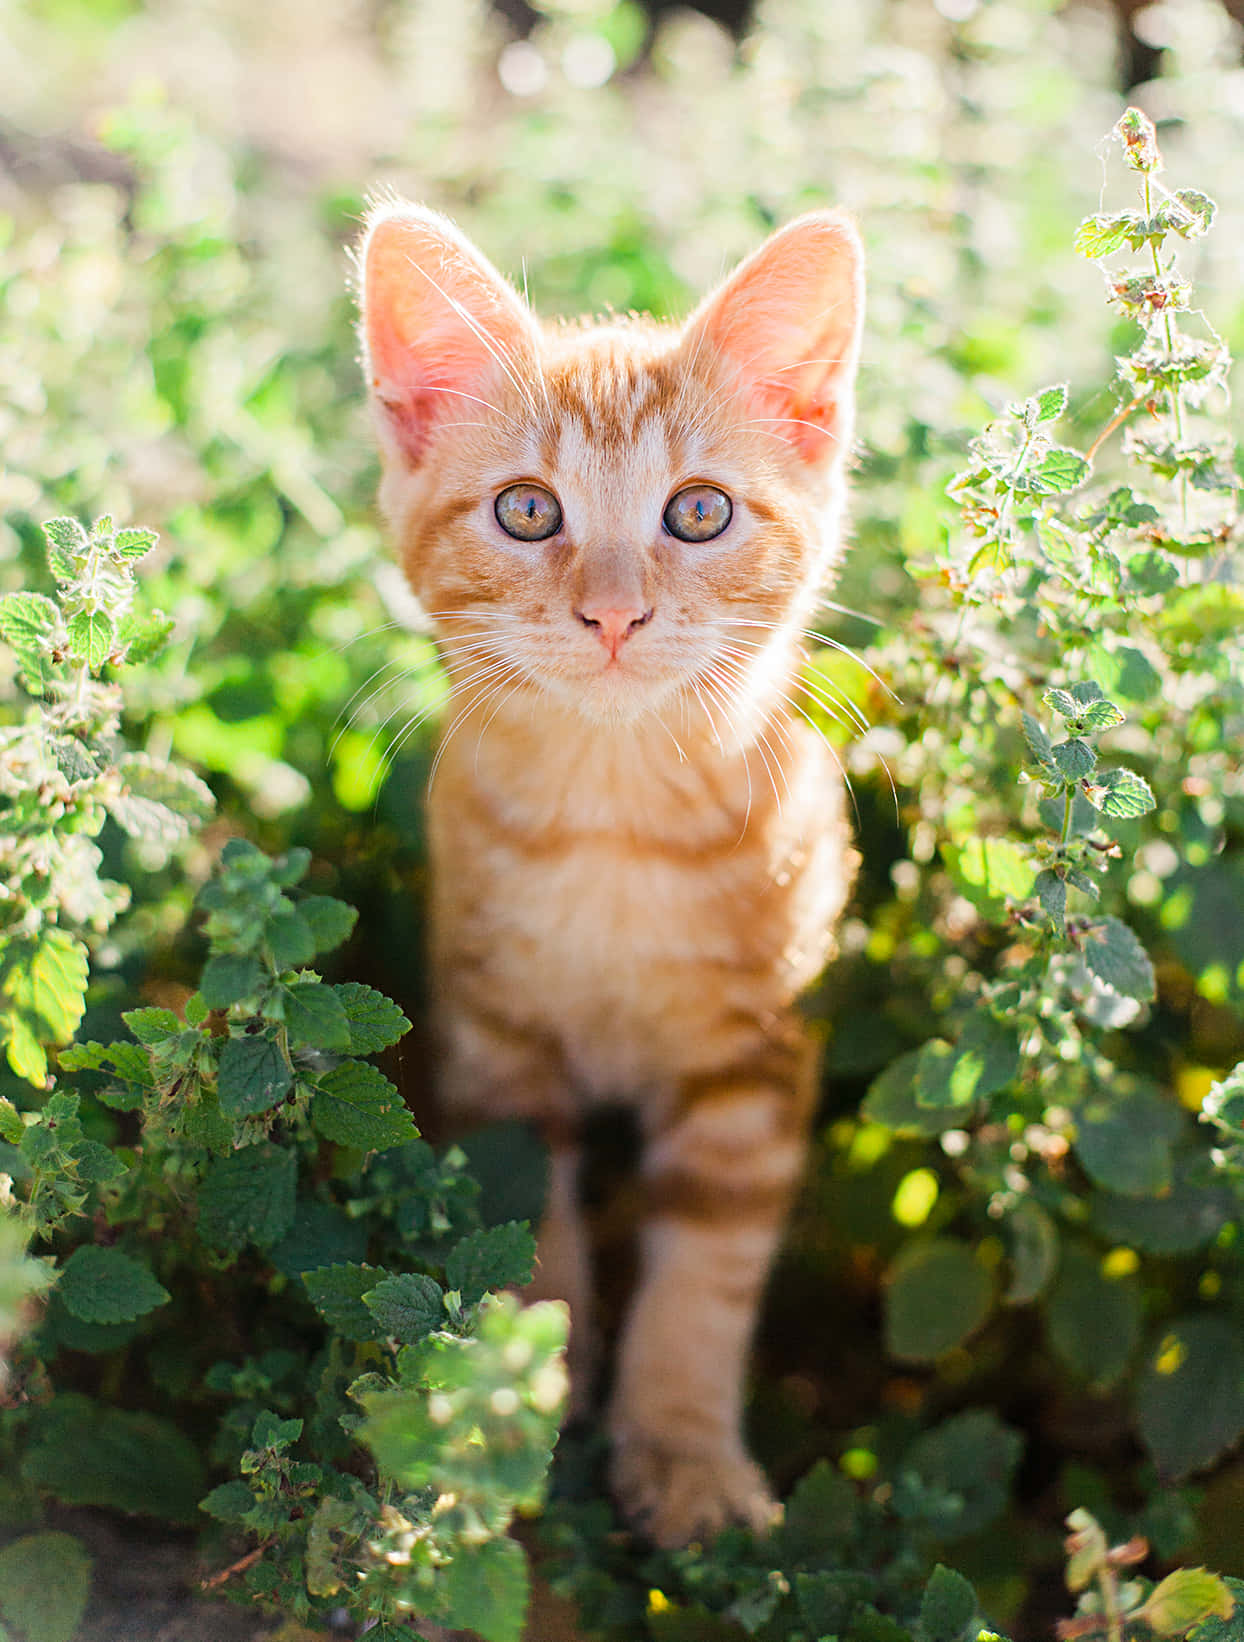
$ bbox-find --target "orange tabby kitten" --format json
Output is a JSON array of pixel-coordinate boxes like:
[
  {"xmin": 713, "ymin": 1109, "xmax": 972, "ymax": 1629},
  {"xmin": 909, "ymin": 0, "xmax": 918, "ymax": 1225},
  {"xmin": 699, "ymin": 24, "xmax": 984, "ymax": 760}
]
[{"xmin": 356, "ymin": 202, "xmax": 863, "ymax": 1547}]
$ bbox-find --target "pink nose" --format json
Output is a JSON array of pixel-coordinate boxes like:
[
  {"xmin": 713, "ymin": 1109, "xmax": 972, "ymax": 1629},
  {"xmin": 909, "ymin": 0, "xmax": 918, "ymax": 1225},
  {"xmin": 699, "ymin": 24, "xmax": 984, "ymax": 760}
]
[{"xmin": 575, "ymin": 602, "xmax": 654, "ymax": 660}]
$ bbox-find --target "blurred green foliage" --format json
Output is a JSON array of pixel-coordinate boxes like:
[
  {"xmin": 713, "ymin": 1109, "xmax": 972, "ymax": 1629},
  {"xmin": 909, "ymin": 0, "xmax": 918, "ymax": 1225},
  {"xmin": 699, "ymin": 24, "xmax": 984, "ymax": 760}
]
[{"xmin": 2, "ymin": 0, "xmax": 1244, "ymax": 1638}]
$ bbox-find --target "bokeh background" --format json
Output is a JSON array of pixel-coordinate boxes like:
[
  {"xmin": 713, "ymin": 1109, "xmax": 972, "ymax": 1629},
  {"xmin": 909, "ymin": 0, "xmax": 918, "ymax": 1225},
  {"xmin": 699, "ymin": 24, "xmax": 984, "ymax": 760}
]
[{"xmin": 4, "ymin": 0, "xmax": 1244, "ymax": 1636}]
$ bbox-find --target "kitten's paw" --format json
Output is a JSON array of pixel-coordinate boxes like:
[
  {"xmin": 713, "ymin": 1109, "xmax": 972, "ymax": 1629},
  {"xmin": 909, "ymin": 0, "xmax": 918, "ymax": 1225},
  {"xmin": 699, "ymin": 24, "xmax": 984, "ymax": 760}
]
[{"xmin": 610, "ymin": 1433, "xmax": 782, "ymax": 1548}]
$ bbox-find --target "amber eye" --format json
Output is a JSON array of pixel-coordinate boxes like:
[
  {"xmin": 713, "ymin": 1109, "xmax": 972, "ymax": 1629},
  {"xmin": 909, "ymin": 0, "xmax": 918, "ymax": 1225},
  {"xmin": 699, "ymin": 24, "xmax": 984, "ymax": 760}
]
[
  {"xmin": 495, "ymin": 483, "xmax": 563, "ymax": 542},
  {"xmin": 663, "ymin": 484, "xmax": 732, "ymax": 543}
]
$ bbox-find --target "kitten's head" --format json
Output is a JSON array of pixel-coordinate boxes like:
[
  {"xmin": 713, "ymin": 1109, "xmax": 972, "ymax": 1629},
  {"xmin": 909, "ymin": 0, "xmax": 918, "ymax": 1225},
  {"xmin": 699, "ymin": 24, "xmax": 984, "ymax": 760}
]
[{"xmin": 356, "ymin": 202, "xmax": 863, "ymax": 727}]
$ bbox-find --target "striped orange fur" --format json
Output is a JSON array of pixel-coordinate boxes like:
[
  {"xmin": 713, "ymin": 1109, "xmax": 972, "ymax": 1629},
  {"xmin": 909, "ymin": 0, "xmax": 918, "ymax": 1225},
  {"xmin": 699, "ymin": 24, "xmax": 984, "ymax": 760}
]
[{"xmin": 357, "ymin": 202, "xmax": 864, "ymax": 1547}]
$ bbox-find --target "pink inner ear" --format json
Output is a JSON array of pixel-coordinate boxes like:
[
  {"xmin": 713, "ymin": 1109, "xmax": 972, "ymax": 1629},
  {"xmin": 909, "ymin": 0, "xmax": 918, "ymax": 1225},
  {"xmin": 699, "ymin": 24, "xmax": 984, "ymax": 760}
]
[
  {"xmin": 361, "ymin": 206, "xmax": 536, "ymax": 465},
  {"xmin": 691, "ymin": 212, "xmax": 864, "ymax": 466}
]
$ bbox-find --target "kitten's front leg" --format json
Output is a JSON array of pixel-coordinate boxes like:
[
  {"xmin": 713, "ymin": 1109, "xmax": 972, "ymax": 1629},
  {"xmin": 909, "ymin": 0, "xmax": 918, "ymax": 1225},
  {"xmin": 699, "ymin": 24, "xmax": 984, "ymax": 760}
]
[{"xmin": 609, "ymin": 1054, "xmax": 812, "ymax": 1547}]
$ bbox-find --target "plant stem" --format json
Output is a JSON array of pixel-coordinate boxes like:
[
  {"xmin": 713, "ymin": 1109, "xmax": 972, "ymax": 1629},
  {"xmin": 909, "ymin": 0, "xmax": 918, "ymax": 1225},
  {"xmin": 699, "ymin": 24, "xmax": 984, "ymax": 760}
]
[{"xmin": 1060, "ymin": 785, "xmax": 1075, "ymax": 850}]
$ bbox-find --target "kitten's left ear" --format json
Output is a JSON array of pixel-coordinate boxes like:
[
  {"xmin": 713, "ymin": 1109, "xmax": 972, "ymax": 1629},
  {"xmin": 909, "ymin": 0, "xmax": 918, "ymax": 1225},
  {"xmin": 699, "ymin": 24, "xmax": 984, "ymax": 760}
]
[{"xmin": 686, "ymin": 210, "xmax": 864, "ymax": 469}]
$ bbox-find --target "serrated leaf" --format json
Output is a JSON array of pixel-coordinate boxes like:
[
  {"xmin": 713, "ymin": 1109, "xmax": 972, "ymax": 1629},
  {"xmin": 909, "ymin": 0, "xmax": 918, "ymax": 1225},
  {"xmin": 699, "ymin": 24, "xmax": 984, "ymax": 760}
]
[
  {"xmin": 902, "ymin": 1410, "xmax": 1023, "ymax": 1539},
  {"xmin": 1077, "ymin": 699, "xmax": 1126, "ymax": 732},
  {"xmin": 118, "ymin": 607, "xmax": 175, "ymax": 664},
  {"xmin": 1082, "ymin": 916, "xmax": 1156, "ymax": 1001},
  {"xmin": 281, "ymin": 981, "xmax": 351, "ymax": 1051},
  {"xmin": 251, "ymin": 1409, "xmax": 303, "ymax": 1450},
  {"xmin": 1138, "ymin": 1315, "xmax": 1244, "ymax": 1478},
  {"xmin": 217, "ymin": 1031, "xmax": 292, "ymax": 1116},
  {"xmin": 121, "ymin": 1006, "xmax": 181, "ymax": 1044},
  {"xmin": 796, "ymin": 1571, "xmax": 872, "ymax": 1637},
  {"xmin": 363, "ymin": 1272, "xmax": 444, "ymax": 1343},
  {"xmin": 1043, "ymin": 1243, "xmax": 1140, "ymax": 1389},
  {"xmin": 446, "ymin": 1222, "xmax": 537, "ymax": 1305},
  {"xmin": 55, "ymin": 1245, "xmax": 169, "ymax": 1324},
  {"xmin": 197, "ymin": 1143, "xmax": 297, "ymax": 1252},
  {"xmin": 265, "ymin": 904, "xmax": 316, "ymax": 968},
  {"xmin": 269, "ymin": 1199, "xmax": 369, "ymax": 1278},
  {"xmin": 311, "ymin": 1061, "xmax": 416, "ymax": 1152},
  {"xmin": 50, "ymin": 735, "xmax": 99, "ymax": 783},
  {"xmin": 1035, "ymin": 383, "xmax": 1069, "ymax": 423},
  {"xmin": 21, "ymin": 1397, "xmax": 204, "ymax": 1521},
  {"xmin": 441, "ymin": 1534, "xmax": 529, "ymax": 1642},
  {"xmin": 918, "ymin": 1565, "xmax": 977, "ymax": 1642},
  {"xmin": 1073, "ymin": 1084, "xmax": 1179, "ymax": 1196},
  {"xmin": 334, "ymin": 982, "xmax": 411, "ymax": 1055},
  {"xmin": 112, "ymin": 527, "xmax": 157, "ymax": 560},
  {"xmin": 0, "ymin": 1098, "xmax": 22, "ymax": 1145},
  {"xmin": 1022, "ymin": 712, "xmax": 1057, "ymax": 772},
  {"xmin": 60, "ymin": 1039, "xmax": 154, "ymax": 1090},
  {"xmin": 0, "ymin": 1531, "xmax": 91, "ymax": 1642},
  {"xmin": 884, "ymin": 1239, "xmax": 993, "ymax": 1363},
  {"xmin": 3, "ymin": 931, "xmax": 88, "ymax": 1045},
  {"xmin": 1074, "ymin": 212, "xmax": 1135, "ymax": 258},
  {"xmin": 1140, "ymin": 1569, "xmax": 1234, "ymax": 1637},
  {"xmin": 1051, "ymin": 737, "xmax": 1097, "ymax": 780},
  {"xmin": 1084, "ymin": 766, "xmax": 1155, "ymax": 820},
  {"xmin": 200, "ymin": 954, "xmax": 266, "ymax": 1009},
  {"xmin": 1180, "ymin": 1578, "xmax": 1244, "ymax": 1642},
  {"xmin": 299, "ymin": 895, "xmax": 358, "ymax": 955},
  {"xmin": 198, "ymin": 1479, "xmax": 255, "ymax": 1524},
  {"xmin": 66, "ymin": 608, "xmax": 115, "ymax": 672},
  {"xmin": 41, "ymin": 516, "xmax": 89, "ymax": 554},
  {"xmin": 0, "ymin": 592, "xmax": 60, "ymax": 693},
  {"xmin": 1035, "ymin": 869, "xmax": 1067, "ymax": 935},
  {"xmin": 1169, "ymin": 188, "xmax": 1217, "ymax": 239},
  {"xmin": 1044, "ymin": 688, "xmax": 1079, "ymax": 719},
  {"xmin": 1028, "ymin": 446, "xmax": 1089, "ymax": 495},
  {"xmin": 302, "ymin": 1263, "xmax": 389, "ymax": 1341}
]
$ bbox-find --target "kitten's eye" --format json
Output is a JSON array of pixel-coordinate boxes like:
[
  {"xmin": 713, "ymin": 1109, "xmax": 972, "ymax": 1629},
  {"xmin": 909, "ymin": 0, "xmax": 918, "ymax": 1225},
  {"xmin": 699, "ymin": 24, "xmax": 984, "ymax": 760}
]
[
  {"xmin": 495, "ymin": 483, "xmax": 563, "ymax": 541},
  {"xmin": 663, "ymin": 484, "xmax": 733, "ymax": 543}
]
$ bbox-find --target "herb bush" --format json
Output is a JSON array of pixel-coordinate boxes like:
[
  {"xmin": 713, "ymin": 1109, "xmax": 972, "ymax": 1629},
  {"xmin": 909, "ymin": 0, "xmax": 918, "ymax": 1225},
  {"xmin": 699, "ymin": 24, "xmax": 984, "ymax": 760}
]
[{"xmin": 1, "ymin": 1, "xmax": 1244, "ymax": 1639}]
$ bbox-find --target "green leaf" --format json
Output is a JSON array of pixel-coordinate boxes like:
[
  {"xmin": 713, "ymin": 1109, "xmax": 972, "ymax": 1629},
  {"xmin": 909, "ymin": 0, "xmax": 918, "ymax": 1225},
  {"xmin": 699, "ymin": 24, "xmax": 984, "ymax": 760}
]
[
  {"xmin": 1043, "ymin": 1243, "xmax": 1140, "ymax": 1389},
  {"xmin": 118, "ymin": 607, "xmax": 175, "ymax": 664},
  {"xmin": 302, "ymin": 1263, "xmax": 389, "ymax": 1342},
  {"xmin": 918, "ymin": 1565, "xmax": 977, "ymax": 1642},
  {"xmin": 269, "ymin": 1198, "xmax": 369, "ymax": 1277},
  {"xmin": 41, "ymin": 515, "xmax": 89, "ymax": 557},
  {"xmin": 217, "ymin": 1031, "xmax": 292, "ymax": 1116},
  {"xmin": 1093, "ymin": 1164, "xmax": 1234, "ymax": 1254},
  {"xmin": 251, "ymin": 1409, "xmax": 303, "ymax": 1450},
  {"xmin": 56, "ymin": 1245, "xmax": 169, "ymax": 1323},
  {"xmin": 109, "ymin": 754, "xmax": 215, "ymax": 842},
  {"xmin": 1077, "ymin": 699, "xmax": 1126, "ymax": 732},
  {"xmin": 1027, "ymin": 446, "xmax": 1089, "ymax": 494},
  {"xmin": 0, "ymin": 592, "xmax": 59, "ymax": 692},
  {"xmin": 884, "ymin": 1240, "xmax": 993, "ymax": 1363},
  {"xmin": 21, "ymin": 1396, "xmax": 205, "ymax": 1521},
  {"xmin": 60, "ymin": 1038, "xmax": 154, "ymax": 1091},
  {"xmin": 1140, "ymin": 1569, "xmax": 1234, "ymax": 1637},
  {"xmin": 1074, "ymin": 212, "xmax": 1135, "ymax": 258},
  {"xmin": 1084, "ymin": 766, "xmax": 1156, "ymax": 820},
  {"xmin": 1004, "ymin": 1198, "xmax": 1059, "ymax": 1305},
  {"xmin": 1087, "ymin": 641, "xmax": 1161, "ymax": 702},
  {"xmin": 311, "ymin": 1061, "xmax": 417, "ymax": 1151},
  {"xmin": 914, "ymin": 1016, "xmax": 1018, "ymax": 1111},
  {"xmin": 778, "ymin": 1461, "xmax": 857, "ymax": 1562},
  {"xmin": 796, "ymin": 1572, "xmax": 873, "ymax": 1638},
  {"xmin": 1081, "ymin": 915, "xmax": 1156, "ymax": 1001},
  {"xmin": 863, "ymin": 1052, "xmax": 963, "ymax": 1137},
  {"xmin": 1169, "ymin": 188, "xmax": 1217, "ymax": 239},
  {"xmin": 199, "ymin": 1479, "xmax": 255, "ymax": 1524},
  {"xmin": 1073, "ymin": 1084, "xmax": 1179, "ymax": 1195},
  {"xmin": 264, "ymin": 904, "xmax": 317, "ymax": 968},
  {"xmin": 121, "ymin": 1006, "xmax": 181, "ymax": 1044},
  {"xmin": 1034, "ymin": 383, "xmax": 1068, "ymax": 422},
  {"xmin": 441, "ymin": 1534, "xmax": 530, "ymax": 1642},
  {"xmin": 1180, "ymin": 1578, "xmax": 1244, "ymax": 1642},
  {"xmin": 1022, "ymin": 712, "xmax": 1057, "ymax": 772},
  {"xmin": 0, "ymin": 1098, "xmax": 22, "ymax": 1146},
  {"xmin": 0, "ymin": 1532, "xmax": 91, "ymax": 1642},
  {"xmin": 902, "ymin": 1409, "xmax": 1023, "ymax": 1539},
  {"xmin": 1043, "ymin": 688, "xmax": 1079, "ymax": 719},
  {"xmin": 1138, "ymin": 1315, "xmax": 1244, "ymax": 1478},
  {"xmin": 281, "ymin": 980, "xmax": 351, "ymax": 1051},
  {"xmin": 1035, "ymin": 869, "xmax": 1067, "ymax": 935},
  {"xmin": 66, "ymin": 608, "xmax": 115, "ymax": 671},
  {"xmin": 446, "ymin": 1222, "xmax": 537, "ymax": 1304},
  {"xmin": 363, "ymin": 1272, "xmax": 445, "ymax": 1343},
  {"xmin": 200, "ymin": 954, "xmax": 266, "ymax": 1009},
  {"xmin": 1050, "ymin": 737, "xmax": 1096, "ymax": 780},
  {"xmin": 299, "ymin": 895, "xmax": 358, "ymax": 955},
  {"xmin": 334, "ymin": 982, "xmax": 411, "ymax": 1054},
  {"xmin": 112, "ymin": 526, "xmax": 157, "ymax": 560},
  {"xmin": 4, "ymin": 931, "xmax": 89, "ymax": 1043},
  {"xmin": 943, "ymin": 836, "xmax": 1035, "ymax": 910},
  {"xmin": 197, "ymin": 1143, "xmax": 297, "ymax": 1252}
]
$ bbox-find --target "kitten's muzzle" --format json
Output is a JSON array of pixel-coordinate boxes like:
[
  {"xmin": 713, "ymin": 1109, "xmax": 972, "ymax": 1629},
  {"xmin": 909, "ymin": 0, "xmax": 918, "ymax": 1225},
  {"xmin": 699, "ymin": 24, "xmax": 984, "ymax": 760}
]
[{"xmin": 575, "ymin": 602, "xmax": 654, "ymax": 662}]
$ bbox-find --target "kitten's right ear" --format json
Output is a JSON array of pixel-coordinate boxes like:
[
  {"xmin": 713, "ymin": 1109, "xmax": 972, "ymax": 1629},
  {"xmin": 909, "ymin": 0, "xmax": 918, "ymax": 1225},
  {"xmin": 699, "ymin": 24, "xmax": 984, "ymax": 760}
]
[{"xmin": 357, "ymin": 202, "xmax": 537, "ymax": 466}]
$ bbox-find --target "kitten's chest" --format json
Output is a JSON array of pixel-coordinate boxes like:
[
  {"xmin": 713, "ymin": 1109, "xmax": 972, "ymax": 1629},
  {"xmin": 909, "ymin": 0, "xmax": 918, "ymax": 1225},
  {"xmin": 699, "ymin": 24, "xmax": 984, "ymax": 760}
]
[{"xmin": 427, "ymin": 715, "xmax": 849, "ymax": 1099}]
